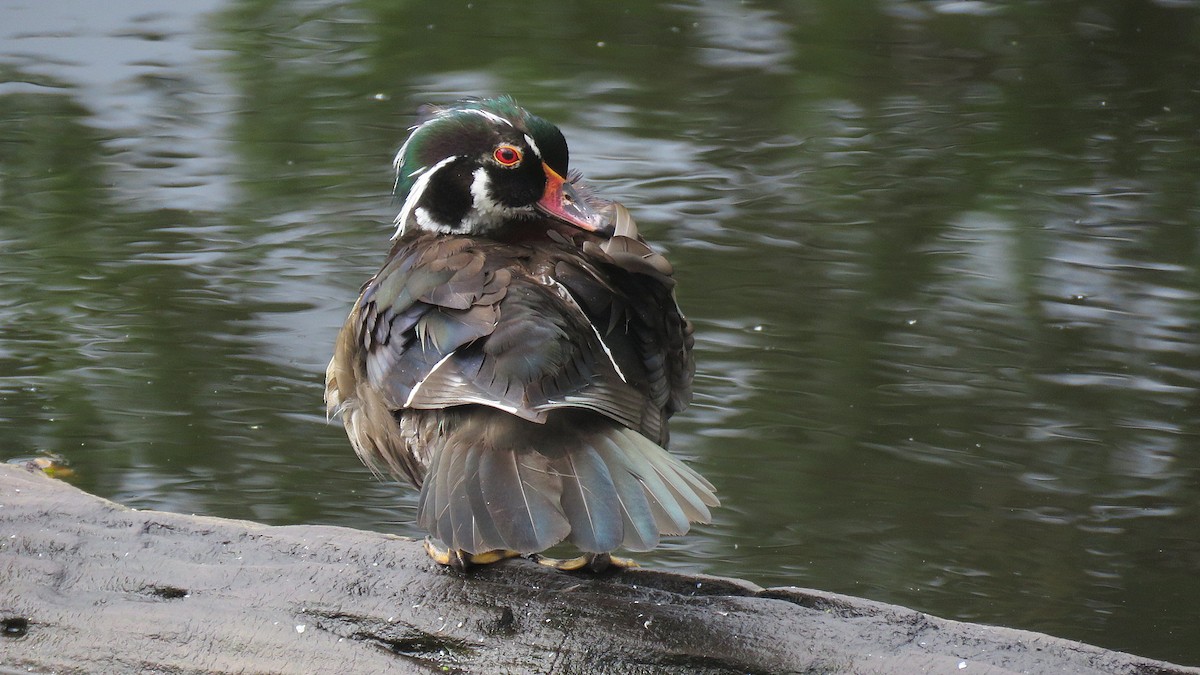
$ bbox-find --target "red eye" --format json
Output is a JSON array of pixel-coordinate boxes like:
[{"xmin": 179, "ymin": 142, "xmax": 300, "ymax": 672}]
[{"xmin": 493, "ymin": 145, "xmax": 522, "ymax": 167}]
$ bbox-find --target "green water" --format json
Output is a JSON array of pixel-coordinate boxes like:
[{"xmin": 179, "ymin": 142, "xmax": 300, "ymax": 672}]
[{"xmin": 2, "ymin": 0, "xmax": 1199, "ymax": 665}]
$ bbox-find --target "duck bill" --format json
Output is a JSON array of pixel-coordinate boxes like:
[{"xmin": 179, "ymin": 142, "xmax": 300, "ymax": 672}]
[{"xmin": 536, "ymin": 164, "xmax": 612, "ymax": 236}]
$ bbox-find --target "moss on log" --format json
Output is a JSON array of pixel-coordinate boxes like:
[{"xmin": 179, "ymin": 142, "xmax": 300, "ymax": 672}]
[{"xmin": 0, "ymin": 464, "xmax": 1195, "ymax": 674}]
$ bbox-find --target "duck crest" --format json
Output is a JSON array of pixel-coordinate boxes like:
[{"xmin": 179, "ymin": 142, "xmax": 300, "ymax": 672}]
[{"xmin": 391, "ymin": 97, "xmax": 573, "ymax": 238}]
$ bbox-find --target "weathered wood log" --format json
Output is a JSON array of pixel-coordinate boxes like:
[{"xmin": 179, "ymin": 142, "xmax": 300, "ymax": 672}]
[{"xmin": 0, "ymin": 463, "xmax": 1194, "ymax": 674}]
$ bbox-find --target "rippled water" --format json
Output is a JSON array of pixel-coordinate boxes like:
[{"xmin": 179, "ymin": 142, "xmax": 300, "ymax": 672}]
[{"xmin": 3, "ymin": 0, "xmax": 1199, "ymax": 666}]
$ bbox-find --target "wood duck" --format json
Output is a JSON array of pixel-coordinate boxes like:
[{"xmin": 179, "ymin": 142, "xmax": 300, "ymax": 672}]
[{"xmin": 325, "ymin": 97, "xmax": 718, "ymax": 572}]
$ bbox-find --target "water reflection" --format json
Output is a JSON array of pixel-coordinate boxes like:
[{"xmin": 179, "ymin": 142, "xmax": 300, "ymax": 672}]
[{"xmin": 2, "ymin": 0, "xmax": 1199, "ymax": 666}]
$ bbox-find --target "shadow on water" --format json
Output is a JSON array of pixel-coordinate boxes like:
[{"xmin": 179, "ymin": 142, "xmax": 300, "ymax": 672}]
[{"xmin": 2, "ymin": 0, "xmax": 1199, "ymax": 665}]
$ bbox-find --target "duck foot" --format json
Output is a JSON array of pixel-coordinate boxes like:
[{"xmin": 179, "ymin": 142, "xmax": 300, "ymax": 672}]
[
  {"xmin": 423, "ymin": 538, "xmax": 521, "ymax": 570},
  {"xmin": 531, "ymin": 552, "xmax": 638, "ymax": 573}
]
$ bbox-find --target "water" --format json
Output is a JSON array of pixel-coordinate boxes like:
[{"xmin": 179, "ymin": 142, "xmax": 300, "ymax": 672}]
[{"xmin": 3, "ymin": 0, "xmax": 1199, "ymax": 666}]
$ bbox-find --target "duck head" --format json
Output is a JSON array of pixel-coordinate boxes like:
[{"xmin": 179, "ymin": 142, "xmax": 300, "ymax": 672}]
[{"xmin": 391, "ymin": 97, "xmax": 610, "ymax": 239}]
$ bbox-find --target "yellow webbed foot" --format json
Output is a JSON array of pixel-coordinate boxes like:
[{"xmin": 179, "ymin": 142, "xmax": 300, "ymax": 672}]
[
  {"xmin": 531, "ymin": 552, "xmax": 638, "ymax": 573},
  {"xmin": 423, "ymin": 538, "xmax": 521, "ymax": 570}
]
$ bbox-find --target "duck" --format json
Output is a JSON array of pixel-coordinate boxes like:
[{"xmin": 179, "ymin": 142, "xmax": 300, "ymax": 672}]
[{"xmin": 325, "ymin": 96, "xmax": 718, "ymax": 572}]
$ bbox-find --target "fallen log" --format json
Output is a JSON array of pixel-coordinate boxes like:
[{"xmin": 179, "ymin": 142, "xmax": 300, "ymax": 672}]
[{"xmin": 0, "ymin": 463, "xmax": 1194, "ymax": 674}]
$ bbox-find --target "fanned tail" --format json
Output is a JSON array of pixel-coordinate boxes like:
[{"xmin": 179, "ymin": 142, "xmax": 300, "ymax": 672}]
[{"xmin": 412, "ymin": 408, "xmax": 718, "ymax": 556}]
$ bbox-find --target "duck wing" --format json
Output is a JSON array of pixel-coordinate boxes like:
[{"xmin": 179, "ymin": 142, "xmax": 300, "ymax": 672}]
[{"xmin": 326, "ymin": 232, "xmax": 667, "ymax": 481}]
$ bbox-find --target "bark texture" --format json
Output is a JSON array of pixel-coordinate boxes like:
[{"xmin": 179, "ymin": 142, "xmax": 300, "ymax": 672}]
[{"xmin": 0, "ymin": 464, "xmax": 1194, "ymax": 674}]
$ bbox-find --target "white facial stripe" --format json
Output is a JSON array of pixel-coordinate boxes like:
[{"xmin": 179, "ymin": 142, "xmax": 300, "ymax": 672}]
[
  {"xmin": 458, "ymin": 167, "xmax": 534, "ymax": 234},
  {"xmin": 396, "ymin": 105, "xmax": 513, "ymax": 167},
  {"xmin": 393, "ymin": 123, "xmax": 435, "ymax": 197},
  {"xmin": 393, "ymin": 155, "xmax": 457, "ymax": 239},
  {"xmin": 392, "ymin": 107, "xmax": 464, "ymax": 174},
  {"xmin": 395, "ymin": 164, "xmax": 425, "ymax": 195},
  {"xmin": 393, "ymin": 121, "xmax": 426, "ymax": 173},
  {"xmin": 393, "ymin": 106, "xmax": 514, "ymax": 191},
  {"xmin": 468, "ymin": 109, "xmax": 513, "ymax": 127},
  {"xmin": 469, "ymin": 167, "xmax": 497, "ymax": 212},
  {"xmin": 523, "ymin": 133, "xmax": 541, "ymax": 158},
  {"xmin": 414, "ymin": 207, "xmax": 447, "ymax": 233}
]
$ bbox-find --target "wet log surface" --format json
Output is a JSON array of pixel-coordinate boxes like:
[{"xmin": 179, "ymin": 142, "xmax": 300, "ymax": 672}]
[{"xmin": 0, "ymin": 463, "xmax": 1195, "ymax": 675}]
